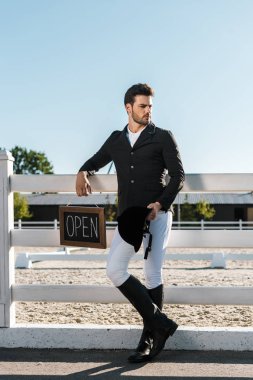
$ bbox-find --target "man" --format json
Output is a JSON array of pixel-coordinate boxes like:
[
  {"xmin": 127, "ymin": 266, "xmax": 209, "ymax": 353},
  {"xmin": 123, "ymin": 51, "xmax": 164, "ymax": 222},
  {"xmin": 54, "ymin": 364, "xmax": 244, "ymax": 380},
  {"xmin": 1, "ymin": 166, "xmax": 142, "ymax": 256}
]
[{"xmin": 76, "ymin": 83, "xmax": 185, "ymax": 362}]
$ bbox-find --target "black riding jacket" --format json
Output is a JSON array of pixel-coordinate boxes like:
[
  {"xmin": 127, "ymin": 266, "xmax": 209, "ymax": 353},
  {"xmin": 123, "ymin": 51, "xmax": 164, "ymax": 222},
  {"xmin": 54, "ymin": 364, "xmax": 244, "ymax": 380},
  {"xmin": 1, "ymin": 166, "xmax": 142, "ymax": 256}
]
[{"xmin": 79, "ymin": 123, "xmax": 185, "ymax": 216}]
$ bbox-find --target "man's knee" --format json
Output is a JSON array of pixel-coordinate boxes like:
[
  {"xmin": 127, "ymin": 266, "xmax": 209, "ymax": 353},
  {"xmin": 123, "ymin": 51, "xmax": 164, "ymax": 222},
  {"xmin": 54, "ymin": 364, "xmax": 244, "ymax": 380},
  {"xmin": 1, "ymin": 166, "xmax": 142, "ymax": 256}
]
[
  {"xmin": 144, "ymin": 271, "xmax": 163, "ymax": 289},
  {"xmin": 106, "ymin": 263, "xmax": 128, "ymax": 287}
]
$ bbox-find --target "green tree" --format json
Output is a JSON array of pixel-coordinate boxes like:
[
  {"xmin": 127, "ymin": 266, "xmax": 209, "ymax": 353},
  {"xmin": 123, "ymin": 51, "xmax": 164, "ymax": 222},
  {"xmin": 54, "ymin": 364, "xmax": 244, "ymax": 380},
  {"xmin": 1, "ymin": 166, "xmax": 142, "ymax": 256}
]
[
  {"xmin": 180, "ymin": 195, "xmax": 197, "ymax": 221},
  {"xmin": 180, "ymin": 195, "xmax": 215, "ymax": 221},
  {"xmin": 180, "ymin": 201, "xmax": 197, "ymax": 221},
  {"xmin": 0, "ymin": 146, "xmax": 54, "ymax": 219},
  {"xmin": 14, "ymin": 192, "xmax": 32, "ymax": 220},
  {"xmin": 195, "ymin": 200, "xmax": 215, "ymax": 220},
  {"xmin": 10, "ymin": 146, "xmax": 54, "ymax": 174}
]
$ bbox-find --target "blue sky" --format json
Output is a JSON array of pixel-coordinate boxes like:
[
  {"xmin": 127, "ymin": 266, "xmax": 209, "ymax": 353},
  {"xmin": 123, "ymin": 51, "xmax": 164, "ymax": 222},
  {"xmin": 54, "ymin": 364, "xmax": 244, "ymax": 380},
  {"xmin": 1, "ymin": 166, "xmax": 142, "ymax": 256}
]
[{"xmin": 1, "ymin": 0, "xmax": 253, "ymax": 174}]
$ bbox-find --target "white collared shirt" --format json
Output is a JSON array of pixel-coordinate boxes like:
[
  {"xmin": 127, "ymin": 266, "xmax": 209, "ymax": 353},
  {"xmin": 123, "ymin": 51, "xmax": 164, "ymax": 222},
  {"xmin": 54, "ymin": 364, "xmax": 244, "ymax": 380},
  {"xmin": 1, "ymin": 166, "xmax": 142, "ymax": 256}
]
[{"xmin": 127, "ymin": 126, "xmax": 146, "ymax": 147}]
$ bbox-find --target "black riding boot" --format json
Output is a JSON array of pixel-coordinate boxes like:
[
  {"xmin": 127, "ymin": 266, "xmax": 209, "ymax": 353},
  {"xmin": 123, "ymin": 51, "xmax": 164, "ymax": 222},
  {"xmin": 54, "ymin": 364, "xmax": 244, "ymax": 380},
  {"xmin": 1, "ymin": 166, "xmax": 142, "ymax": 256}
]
[
  {"xmin": 117, "ymin": 276, "xmax": 178, "ymax": 362},
  {"xmin": 128, "ymin": 284, "xmax": 164, "ymax": 363}
]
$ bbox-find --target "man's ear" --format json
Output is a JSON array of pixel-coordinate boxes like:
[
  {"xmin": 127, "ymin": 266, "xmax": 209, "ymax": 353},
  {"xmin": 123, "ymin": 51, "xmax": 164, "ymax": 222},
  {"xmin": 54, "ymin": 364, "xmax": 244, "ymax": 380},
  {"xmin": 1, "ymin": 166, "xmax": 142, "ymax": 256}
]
[{"xmin": 125, "ymin": 103, "xmax": 132, "ymax": 115}]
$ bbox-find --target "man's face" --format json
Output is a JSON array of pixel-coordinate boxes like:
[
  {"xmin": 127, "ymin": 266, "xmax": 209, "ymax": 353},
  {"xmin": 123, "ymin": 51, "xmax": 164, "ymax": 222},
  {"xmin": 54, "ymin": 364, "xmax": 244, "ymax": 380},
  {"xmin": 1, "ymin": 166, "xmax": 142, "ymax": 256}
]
[{"xmin": 126, "ymin": 95, "xmax": 153, "ymax": 125}]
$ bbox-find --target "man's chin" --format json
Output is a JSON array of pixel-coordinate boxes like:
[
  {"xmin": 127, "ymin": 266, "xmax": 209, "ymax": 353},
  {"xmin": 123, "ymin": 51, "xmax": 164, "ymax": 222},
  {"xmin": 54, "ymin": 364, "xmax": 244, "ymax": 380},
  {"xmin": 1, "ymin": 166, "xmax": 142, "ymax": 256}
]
[
  {"xmin": 132, "ymin": 116, "xmax": 150, "ymax": 126},
  {"xmin": 141, "ymin": 117, "xmax": 151, "ymax": 125}
]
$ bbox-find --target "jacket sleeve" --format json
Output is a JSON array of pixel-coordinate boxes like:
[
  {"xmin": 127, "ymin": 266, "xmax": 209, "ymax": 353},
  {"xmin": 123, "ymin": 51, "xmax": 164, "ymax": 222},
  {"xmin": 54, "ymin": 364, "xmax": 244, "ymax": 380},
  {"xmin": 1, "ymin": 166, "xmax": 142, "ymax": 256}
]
[
  {"xmin": 78, "ymin": 132, "xmax": 116, "ymax": 175},
  {"xmin": 156, "ymin": 130, "xmax": 185, "ymax": 210}
]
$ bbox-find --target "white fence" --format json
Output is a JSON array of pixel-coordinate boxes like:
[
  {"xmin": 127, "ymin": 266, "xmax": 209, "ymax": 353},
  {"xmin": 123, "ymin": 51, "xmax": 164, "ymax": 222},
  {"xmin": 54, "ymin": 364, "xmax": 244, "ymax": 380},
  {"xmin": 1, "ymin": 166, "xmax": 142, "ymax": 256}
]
[
  {"xmin": 173, "ymin": 220, "xmax": 253, "ymax": 230},
  {"xmin": 14, "ymin": 249, "xmax": 253, "ymax": 270},
  {"xmin": 1, "ymin": 151, "xmax": 253, "ymax": 329},
  {"xmin": 14, "ymin": 218, "xmax": 253, "ymax": 269},
  {"xmin": 14, "ymin": 219, "xmax": 253, "ymax": 230}
]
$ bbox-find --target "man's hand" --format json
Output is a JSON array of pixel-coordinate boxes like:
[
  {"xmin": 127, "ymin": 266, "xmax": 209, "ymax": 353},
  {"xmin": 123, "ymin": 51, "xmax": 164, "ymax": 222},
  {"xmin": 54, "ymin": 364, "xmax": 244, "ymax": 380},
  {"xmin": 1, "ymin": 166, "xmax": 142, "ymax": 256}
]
[
  {"xmin": 76, "ymin": 171, "xmax": 92, "ymax": 196},
  {"xmin": 146, "ymin": 202, "xmax": 162, "ymax": 221}
]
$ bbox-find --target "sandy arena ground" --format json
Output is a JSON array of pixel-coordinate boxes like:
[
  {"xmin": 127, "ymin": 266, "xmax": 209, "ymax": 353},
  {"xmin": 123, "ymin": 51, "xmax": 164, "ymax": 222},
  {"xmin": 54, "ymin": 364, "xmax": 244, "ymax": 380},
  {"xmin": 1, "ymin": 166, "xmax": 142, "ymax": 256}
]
[{"xmin": 14, "ymin": 247, "xmax": 253, "ymax": 327}]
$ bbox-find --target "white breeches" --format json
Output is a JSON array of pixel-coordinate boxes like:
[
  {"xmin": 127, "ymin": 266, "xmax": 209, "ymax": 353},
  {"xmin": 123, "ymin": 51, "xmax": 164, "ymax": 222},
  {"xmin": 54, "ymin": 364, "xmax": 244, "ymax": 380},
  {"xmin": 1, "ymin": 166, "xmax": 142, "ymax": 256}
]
[{"xmin": 106, "ymin": 211, "xmax": 173, "ymax": 289}]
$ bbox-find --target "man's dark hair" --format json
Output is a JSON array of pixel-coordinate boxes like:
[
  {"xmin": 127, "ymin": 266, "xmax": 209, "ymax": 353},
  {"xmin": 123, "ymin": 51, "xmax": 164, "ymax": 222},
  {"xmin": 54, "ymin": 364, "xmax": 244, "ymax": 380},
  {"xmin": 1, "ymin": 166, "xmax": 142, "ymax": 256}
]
[{"xmin": 124, "ymin": 83, "xmax": 154, "ymax": 105}]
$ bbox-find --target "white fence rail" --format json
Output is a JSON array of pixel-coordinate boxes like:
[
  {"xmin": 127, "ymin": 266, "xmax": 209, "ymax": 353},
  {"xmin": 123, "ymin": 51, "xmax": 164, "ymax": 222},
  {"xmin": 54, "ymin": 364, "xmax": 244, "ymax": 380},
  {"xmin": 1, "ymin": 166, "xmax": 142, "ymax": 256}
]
[
  {"xmin": 11, "ymin": 228, "xmax": 253, "ymax": 248},
  {"xmin": 14, "ymin": 219, "xmax": 253, "ymax": 230},
  {"xmin": 10, "ymin": 172, "xmax": 253, "ymax": 192},
  {"xmin": 15, "ymin": 249, "xmax": 253, "ymax": 270},
  {"xmin": 12, "ymin": 284, "xmax": 253, "ymax": 306},
  {"xmin": 173, "ymin": 220, "xmax": 253, "ymax": 230},
  {"xmin": 1, "ymin": 151, "xmax": 253, "ymax": 328}
]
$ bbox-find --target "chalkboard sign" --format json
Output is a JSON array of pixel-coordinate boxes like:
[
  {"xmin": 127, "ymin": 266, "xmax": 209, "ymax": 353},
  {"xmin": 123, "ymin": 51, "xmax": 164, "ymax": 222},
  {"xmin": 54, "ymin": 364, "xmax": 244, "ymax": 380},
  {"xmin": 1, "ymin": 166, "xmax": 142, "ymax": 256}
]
[{"xmin": 59, "ymin": 206, "xmax": 106, "ymax": 248}]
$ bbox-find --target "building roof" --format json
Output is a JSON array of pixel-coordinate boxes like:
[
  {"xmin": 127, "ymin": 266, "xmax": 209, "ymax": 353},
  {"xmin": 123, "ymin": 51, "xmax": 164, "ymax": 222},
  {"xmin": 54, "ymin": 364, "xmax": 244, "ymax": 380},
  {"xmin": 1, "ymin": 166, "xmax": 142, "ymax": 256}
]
[
  {"xmin": 25, "ymin": 192, "xmax": 253, "ymax": 206},
  {"xmin": 177, "ymin": 192, "xmax": 253, "ymax": 204}
]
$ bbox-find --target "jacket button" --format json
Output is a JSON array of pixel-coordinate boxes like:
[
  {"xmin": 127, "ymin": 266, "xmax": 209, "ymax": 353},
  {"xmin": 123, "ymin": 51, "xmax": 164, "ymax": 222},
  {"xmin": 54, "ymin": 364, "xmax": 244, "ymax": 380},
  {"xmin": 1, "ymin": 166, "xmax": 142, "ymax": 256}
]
[
  {"xmin": 131, "ymin": 180, "xmax": 134, "ymax": 183},
  {"xmin": 130, "ymin": 165, "xmax": 134, "ymax": 169},
  {"xmin": 131, "ymin": 152, "xmax": 134, "ymax": 155}
]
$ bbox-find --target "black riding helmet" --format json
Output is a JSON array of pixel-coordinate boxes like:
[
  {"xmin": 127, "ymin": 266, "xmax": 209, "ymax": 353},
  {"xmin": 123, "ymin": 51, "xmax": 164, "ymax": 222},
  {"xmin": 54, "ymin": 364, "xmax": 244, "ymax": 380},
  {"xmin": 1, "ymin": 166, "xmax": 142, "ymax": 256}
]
[{"xmin": 117, "ymin": 206, "xmax": 153, "ymax": 258}]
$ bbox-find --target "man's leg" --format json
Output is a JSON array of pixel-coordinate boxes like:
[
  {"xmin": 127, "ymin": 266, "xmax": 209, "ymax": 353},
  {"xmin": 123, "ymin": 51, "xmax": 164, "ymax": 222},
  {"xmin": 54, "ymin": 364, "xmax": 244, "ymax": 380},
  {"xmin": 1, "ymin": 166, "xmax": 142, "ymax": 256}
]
[
  {"xmin": 106, "ymin": 227, "xmax": 135, "ymax": 287},
  {"xmin": 144, "ymin": 211, "xmax": 173, "ymax": 290},
  {"xmin": 127, "ymin": 283, "xmax": 164, "ymax": 363},
  {"xmin": 107, "ymin": 220, "xmax": 177, "ymax": 363},
  {"xmin": 128, "ymin": 211, "xmax": 174, "ymax": 363},
  {"xmin": 117, "ymin": 274, "xmax": 178, "ymax": 362}
]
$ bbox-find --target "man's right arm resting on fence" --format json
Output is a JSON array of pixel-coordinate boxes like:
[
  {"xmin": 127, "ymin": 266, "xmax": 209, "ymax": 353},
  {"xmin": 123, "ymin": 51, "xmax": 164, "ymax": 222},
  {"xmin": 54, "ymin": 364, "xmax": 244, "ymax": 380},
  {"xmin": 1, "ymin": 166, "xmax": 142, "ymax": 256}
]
[{"xmin": 75, "ymin": 132, "xmax": 116, "ymax": 197}]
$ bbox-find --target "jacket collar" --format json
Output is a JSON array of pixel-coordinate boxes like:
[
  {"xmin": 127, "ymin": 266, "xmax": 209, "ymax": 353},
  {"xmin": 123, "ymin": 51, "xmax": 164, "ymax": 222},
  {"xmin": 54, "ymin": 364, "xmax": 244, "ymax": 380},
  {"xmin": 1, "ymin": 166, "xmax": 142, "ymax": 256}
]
[
  {"xmin": 128, "ymin": 122, "xmax": 156, "ymax": 149},
  {"xmin": 123, "ymin": 122, "xmax": 156, "ymax": 133},
  {"xmin": 118, "ymin": 125, "xmax": 132, "ymax": 149},
  {"xmin": 119, "ymin": 122, "xmax": 156, "ymax": 149}
]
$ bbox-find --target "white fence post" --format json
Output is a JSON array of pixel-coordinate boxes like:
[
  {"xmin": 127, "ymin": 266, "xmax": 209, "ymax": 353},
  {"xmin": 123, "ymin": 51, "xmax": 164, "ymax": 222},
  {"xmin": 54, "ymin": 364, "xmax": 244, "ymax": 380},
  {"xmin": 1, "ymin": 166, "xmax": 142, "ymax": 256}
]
[{"xmin": 0, "ymin": 150, "xmax": 15, "ymax": 327}]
